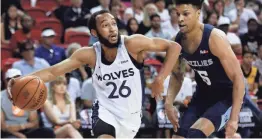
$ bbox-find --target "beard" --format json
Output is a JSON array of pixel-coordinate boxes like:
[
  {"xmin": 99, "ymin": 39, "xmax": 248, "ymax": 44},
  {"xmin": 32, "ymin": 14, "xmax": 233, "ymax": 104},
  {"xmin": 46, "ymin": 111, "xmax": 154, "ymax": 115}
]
[{"xmin": 97, "ymin": 32, "xmax": 121, "ymax": 48}]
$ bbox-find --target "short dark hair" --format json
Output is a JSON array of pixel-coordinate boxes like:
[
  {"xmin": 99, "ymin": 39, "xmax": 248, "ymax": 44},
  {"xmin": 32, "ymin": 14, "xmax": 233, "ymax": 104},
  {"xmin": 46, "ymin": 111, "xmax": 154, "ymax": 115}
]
[
  {"xmin": 149, "ymin": 13, "xmax": 160, "ymax": 21},
  {"xmin": 88, "ymin": 10, "xmax": 111, "ymax": 31},
  {"xmin": 175, "ymin": 0, "xmax": 204, "ymax": 9},
  {"xmin": 242, "ymin": 50, "xmax": 253, "ymax": 57}
]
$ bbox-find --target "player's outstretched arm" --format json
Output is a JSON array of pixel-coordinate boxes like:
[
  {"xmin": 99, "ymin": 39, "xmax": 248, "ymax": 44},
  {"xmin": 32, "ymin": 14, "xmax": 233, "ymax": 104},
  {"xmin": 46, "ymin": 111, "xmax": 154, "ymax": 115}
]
[
  {"xmin": 127, "ymin": 34, "xmax": 182, "ymax": 98},
  {"xmin": 165, "ymin": 58, "xmax": 185, "ymax": 132},
  {"xmin": 209, "ymin": 29, "xmax": 245, "ymax": 137},
  {"xmin": 30, "ymin": 47, "xmax": 96, "ymax": 83}
]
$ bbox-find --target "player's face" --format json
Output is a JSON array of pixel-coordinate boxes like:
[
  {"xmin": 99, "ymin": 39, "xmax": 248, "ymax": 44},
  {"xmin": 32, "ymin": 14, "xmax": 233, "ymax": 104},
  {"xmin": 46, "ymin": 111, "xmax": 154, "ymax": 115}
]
[
  {"xmin": 175, "ymin": 4, "xmax": 200, "ymax": 33},
  {"xmin": 243, "ymin": 53, "xmax": 253, "ymax": 66},
  {"xmin": 53, "ymin": 83, "xmax": 67, "ymax": 94},
  {"xmin": 95, "ymin": 13, "xmax": 119, "ymax": 47}
]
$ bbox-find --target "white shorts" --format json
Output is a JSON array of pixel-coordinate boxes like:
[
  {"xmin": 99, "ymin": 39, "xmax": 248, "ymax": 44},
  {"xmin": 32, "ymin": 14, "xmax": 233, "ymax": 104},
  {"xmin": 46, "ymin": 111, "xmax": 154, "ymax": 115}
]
[{"xmin": 92, "ymin": 104, "xmax": 142, "ymax": 138}]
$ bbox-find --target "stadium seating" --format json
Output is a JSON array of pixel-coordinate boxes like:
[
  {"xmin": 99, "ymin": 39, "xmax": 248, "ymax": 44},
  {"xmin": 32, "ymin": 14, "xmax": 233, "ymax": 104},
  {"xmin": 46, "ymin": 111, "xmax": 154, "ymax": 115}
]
[
  {"xmin": 25, "ymin": 7, "xmax": 47, "ymax": 19},
  {"xmin": 65, "ymin": 31, "xmax": 90, "ymax": 46}
]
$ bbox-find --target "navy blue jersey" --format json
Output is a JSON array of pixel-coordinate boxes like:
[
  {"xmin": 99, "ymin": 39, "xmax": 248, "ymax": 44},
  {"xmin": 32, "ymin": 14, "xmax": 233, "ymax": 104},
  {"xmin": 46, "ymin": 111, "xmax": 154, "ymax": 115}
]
[{"xmin": 175, "ymin": 24, "xmax": 233, "ymax": 99}]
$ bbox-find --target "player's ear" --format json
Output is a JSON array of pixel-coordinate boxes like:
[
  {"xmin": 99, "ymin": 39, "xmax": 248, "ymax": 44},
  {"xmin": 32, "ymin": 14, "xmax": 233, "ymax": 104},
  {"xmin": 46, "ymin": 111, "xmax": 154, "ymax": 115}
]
[
  {"xmin": 197, "ymin": 9, "xmax": 201, "ymax": 18},
  {"xmin": 91, "ymin": 29, "xmax": 98, "ymax": 38}
]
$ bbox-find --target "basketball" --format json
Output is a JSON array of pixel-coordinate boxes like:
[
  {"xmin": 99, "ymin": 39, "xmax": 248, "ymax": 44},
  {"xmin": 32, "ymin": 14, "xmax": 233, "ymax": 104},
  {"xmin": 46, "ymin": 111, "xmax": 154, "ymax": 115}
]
[{"xmin": 11, "ymin": 75, "xmax": 47, "ymax": 111}]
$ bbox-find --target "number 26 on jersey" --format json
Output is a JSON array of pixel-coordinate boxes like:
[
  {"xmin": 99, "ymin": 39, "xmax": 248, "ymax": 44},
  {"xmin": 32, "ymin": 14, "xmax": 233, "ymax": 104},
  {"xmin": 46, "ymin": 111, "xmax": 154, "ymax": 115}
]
[{"xmin": 106, "ymin": 80, "xmax": 131, "ymax": 99}]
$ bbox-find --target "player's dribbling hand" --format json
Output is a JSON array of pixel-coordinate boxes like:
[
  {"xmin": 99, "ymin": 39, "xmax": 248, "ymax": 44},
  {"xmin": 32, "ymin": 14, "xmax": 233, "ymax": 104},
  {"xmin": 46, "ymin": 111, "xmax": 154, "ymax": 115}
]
[
  {"xmin": 165, "ymin": 105, "xmax": 180, "ymax": 132},
  {"xmin": 151, "ymin": 77, "xmax": 164, "ymax": 100},
  {"xmin": 225, "ymin": 119, "xmax": 238, "ymax": 138}
]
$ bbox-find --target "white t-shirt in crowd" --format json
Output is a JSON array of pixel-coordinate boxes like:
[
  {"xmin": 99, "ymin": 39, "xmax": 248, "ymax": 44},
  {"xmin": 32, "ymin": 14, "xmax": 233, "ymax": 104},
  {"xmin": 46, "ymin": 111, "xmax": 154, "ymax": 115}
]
[
  {"xmin": 228, "ymin": 8, "xmax": 258, "ymax": 34},
  {"xmin": 67, "ymin": 77, "xmax": 81, "ymax": 103},
  {"xmin": 124, "ymin": 7, "xmax": 144, "ymax": 23}
]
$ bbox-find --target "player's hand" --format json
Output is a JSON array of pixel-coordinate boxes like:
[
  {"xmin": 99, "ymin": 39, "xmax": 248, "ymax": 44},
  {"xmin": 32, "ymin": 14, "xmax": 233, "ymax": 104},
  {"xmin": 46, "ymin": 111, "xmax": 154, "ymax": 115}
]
[
  {"xmin": 7, "ymin": 77, "xmax": 19, "ymax": 102},
  {"xmin": 165, "ymin": 105, "xmax": 180, "ymax": 132},
  {"xmin": 151, "ymin": 76, "xmax": 164, "ymax": 100},
  {"xmin": 225, "ymin": 119, "xmax": 238, "ymax": 138}
]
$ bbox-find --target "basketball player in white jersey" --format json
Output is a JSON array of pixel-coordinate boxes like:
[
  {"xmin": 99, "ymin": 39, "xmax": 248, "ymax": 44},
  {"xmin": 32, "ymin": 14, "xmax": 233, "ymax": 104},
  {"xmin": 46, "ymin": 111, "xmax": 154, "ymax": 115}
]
[{"xmin": 8, "ymin": 10, "xmax": 181, "ymax": 138}]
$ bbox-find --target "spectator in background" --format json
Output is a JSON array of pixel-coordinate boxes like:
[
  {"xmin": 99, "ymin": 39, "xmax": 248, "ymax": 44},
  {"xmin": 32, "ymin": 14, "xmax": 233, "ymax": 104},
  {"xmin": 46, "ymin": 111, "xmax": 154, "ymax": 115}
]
[
  {"xmin": 9, "ymin": 14, "xmax": 40, "ymax": 57},
  {"xmin": 79, "ymin": 77, "xmax": 96, "ymax": 137},
  {"xmin": 254, "ymin": 46, "xmax": 262, "ymax": 99},
  {"xmin": 126, "ymin": 18, "xmax": 139, "ymax": 35},
  {"xmin": 65, "ymin": 72, "xmax": 81, "ymax": 104},
  {"xmin": 124, "ymin": 0, "xmax": 144, "ymax": 24},
  {"xmin": 240, "ymin": 18, "xmax": 262, "ymax": 55},
  {"xmin": 138, "ymin": 3, "xmax": 158, "ymax": 35},
  {"xmin": 90, "ymin": 0, "xmax": 110, "ymax": 14},
  {"xmin": 1, "ymin": 0, "xmax": 24, "ymax": 16},
  {"xmin": 223, "ymin": 0, "xmax": 235, "ymax": 17},
  {"xmin": 66, "ymin": 43, "xmax": 90, "ymax": 82},
  {"xmin": 217, "ymin": 16, "xmax": 242, "ymax": 58},
  {"xmin": 110, "ymin": 1, "xmax": 127, "ymax": 34},
  {"xmin": 12, "ymin": 41, "xmax": 50, "ymax": 75},
  {"xmin": 35, "ymin": 28, "xmax": 66, "ymax": 66},
  {"xmin": 228, "ymin": 0, "xmax": 258, "ymax": 35},
  {"xmin": 145, "ymin": 14, "xmax": 172, "ymax": 40},
  {"xmin": 204, "ymin": 10, "xmax": 219, "ymax": 26},
  {"xmin": 257, "ymin": 10, "xmax": 262, "ymax": 25},
  {"xmin": 154, "ymin": 0, "xmax": 170, "ymax": 25},
  {"xmin": 241, "ymin": 51, "xmax": 260, "ymax": 96},
  {"xmin": 64, "ymin": 0, "xmax": 91, "ymax": 29},
  {"xmin": 1, "ymin": 68, "xmax": 55, "ymax": 138},
  {"xmin": 53, "ymin": 0, "xmax": 70, "ymax": 25},
  {"xmin": 1, "ymin": 5, "xmax": 22, "ymax": 44},
  {"xmin": 162, "ymin": 5, "xmax": 179, "ymax": 38},
  {"xmin": 42, "ymin": 76, "xmax": 83, "ymax": 138}
]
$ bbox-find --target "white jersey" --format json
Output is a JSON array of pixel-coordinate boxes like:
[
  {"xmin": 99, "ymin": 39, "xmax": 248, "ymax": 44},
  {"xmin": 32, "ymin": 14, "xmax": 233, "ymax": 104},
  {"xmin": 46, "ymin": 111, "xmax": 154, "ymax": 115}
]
[{"xmin": 92, "ymin": 35, "xmax": 143, "ymax": 120}]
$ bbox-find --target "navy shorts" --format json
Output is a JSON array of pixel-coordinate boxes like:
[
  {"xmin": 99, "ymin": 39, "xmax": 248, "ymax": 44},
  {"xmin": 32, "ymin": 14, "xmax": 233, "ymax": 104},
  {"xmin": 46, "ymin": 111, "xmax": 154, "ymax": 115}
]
[{"xmin": 177, "ymin": 93, "xmax": 232, "ymax": 137}]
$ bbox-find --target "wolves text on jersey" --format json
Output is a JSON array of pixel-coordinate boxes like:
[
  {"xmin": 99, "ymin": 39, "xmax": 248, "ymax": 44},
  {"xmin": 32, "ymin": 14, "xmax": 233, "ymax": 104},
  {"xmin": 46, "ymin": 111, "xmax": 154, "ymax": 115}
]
[{"xmin": 96, "ymin": 68, "xmax": 135, "ymax": 81}]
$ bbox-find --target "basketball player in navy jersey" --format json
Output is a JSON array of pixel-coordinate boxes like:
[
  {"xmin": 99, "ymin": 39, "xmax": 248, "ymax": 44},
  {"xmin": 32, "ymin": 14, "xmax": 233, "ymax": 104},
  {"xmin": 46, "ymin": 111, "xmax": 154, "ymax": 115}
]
[
  {"xmin": 8, "ymin": 10, "xmax": 181, "ymax": 138},
  {"xmin": 162, "ymin": 0, "xmax": 245, "ymax": 138}
]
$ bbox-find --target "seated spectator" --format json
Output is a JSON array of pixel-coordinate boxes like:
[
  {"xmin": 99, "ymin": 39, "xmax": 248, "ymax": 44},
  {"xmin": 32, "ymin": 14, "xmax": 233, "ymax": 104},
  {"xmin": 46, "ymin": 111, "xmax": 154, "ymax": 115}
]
[
  {"xmin": 240, "ymin": 18, "xmax": 262, "ymax": 55},
  {"xmin": 241, "ymin": 51, "xmax": 260, "ymax": 95},
  {"xmin": 204, "ymin": 10, "xmax": 219, "ymax": 26},
  {"xmin": 9, "ymin": 14, "xmax": 41, "ymax": 57},
  {"xmin": 42, "ymin": 76, "xmax": 83, "ymax": 138},
  {"xmin": 53, "ymin": 0, "xmax": 70, "ymax": 25},
  {"xmin": 145, "ymin": 14, "xmax": 172, "ymax": 40},
  {"xmin": 90, "ymin": 0, "xmax": 110, "ymax": 14},
  {"xmin": 64, "ymin": 0, "xmax": 91, "ymax": 29},
  {"xmin": 65, "ymin": 72, "xmax": 81, "ymax": 104},
  {"xmin": 1, "ymin": 0, "xmax": 24, "ymax": 17},
  {"xmin": 1, "ymin": 68, "xmax": 55, "ymax": 138},
  {"xmin": 79, "ymin": 78, "xmax": 96, "ymax": 137},
  {"xmin": 124, "ymin": 0, "xmax": 144, "ymax": 24},
  {"xmin": 110, "ymin": 1, "xmax": 127, "ymax": 35},
  {"xmin": 126, "ymin": 18, "xmax": 139, "ymax": 35},
  {"xmin": 66, "ymin": 43, "xmax": 90, "ymax": 82},
  {"xmin": 1, "ymin": 5, "xmax": 22, "ymax": 44},
  {"xmin": 12, "ymin": 41, "xmax": 50, "ymax": 75},
  {"xmin": 228, "ymin": 0, "xmax": 258, "ymax": 35},
  {"xmin": 162, "ymin": 5, "xmax": 179, "ymax": 38},
  {"xmin": 35, "ymin": 28, "xmax": 66, "ymax": 66},
  {"xmin": 154, "ymin": 0, "xmax": 170, "ymax": 25},
  {"xmin": 254, "ymin": 46, "xmax": 262, "ymax": 99},
  {"xmin": 138, "ymin": 3, "xmax": 158, "ymax": 35},
  {"xmin": 217, "ymin": 16, "xmax": 242, "ymax": 58}
]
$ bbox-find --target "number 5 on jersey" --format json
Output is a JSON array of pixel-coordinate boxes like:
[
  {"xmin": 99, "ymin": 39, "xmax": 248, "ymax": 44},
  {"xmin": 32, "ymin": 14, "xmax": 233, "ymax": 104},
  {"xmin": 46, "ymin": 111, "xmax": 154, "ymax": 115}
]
[
  {"xmin": 194, "ymin": 70, "xmax": 211, "ymax": 85},
  {"xmin": 106, "ymin": 80, "xmax": 131, "ymax": 99}
]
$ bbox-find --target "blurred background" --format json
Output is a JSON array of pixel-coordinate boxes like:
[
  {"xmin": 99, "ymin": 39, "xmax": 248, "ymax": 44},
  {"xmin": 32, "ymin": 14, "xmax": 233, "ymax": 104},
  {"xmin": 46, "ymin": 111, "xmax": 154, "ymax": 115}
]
[{"xmin": 1, "ymin": 0, "xmax": 262, "ymax": 138}]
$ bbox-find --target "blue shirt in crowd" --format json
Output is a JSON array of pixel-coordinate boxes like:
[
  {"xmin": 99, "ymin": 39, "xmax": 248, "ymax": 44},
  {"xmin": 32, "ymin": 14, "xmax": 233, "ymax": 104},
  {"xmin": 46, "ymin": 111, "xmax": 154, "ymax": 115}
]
[{"xmin": 35, "ymin": 44, "xmax": 66, "ymax": 66}]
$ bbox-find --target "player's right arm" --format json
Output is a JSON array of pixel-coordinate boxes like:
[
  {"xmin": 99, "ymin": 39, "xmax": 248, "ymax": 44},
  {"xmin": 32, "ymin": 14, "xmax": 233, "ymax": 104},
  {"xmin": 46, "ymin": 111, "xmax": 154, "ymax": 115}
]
[
  {"xmin": 165, "ymin": 58, "xmax": 185, "ymax": 132},
  {"xmin": 31, "ymin": 47, "xmax": 96, "ymax": 83}
]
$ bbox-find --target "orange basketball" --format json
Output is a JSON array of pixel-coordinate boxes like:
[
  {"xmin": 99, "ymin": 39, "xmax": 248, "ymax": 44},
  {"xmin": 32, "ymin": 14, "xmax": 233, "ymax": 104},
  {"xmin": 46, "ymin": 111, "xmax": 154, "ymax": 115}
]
[{"xmin": 11, "ymin": 75, "xmax": 47, "ymax": 111}]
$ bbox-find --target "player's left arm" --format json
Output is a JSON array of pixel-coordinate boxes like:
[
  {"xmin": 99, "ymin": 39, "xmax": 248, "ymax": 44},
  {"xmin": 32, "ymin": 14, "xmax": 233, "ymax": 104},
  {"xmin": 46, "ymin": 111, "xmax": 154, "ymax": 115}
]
[
  {"xmin": 127, "ymin": 34, "xmax": 182, "ymax": 82},
  {"xmin": 209, "ymin": 29, "xmax": 245, "ymax": 121}
]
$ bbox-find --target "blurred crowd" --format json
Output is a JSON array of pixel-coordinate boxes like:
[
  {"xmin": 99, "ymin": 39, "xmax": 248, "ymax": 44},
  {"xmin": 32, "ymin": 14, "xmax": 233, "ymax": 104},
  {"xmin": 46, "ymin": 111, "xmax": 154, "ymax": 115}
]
[{"xmin": 1, "ymin": 0, "xmax": 262, "ymax": 138}]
